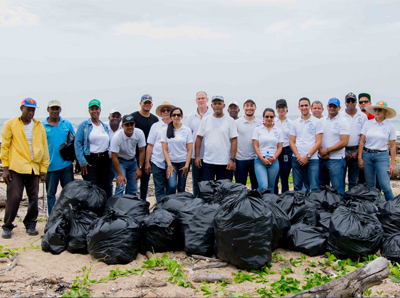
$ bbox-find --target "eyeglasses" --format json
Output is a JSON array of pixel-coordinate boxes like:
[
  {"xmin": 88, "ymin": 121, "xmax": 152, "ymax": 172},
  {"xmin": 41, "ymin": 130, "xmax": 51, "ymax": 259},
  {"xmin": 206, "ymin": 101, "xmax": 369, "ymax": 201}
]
[
  {"xmin": 171, "ymin": 113, "xmax": 182, "ymax": 117},
  {"xmin": 161, "ymin": 108, "xmax": 171, "ymax": 113},
  {"xmin": 373, "ymin": 108, "xmax": 383, "ymax": 112},
  {"xmin": 359, "ymin": 100, "xmax": 370, "ymax": 104},
  {"xmin": 346, "ymin": 99, "xmax": 356, "ymax": 103},
  {"xmin": 264, "ymin": 116, "xmax": 274, "ymax": 119}
]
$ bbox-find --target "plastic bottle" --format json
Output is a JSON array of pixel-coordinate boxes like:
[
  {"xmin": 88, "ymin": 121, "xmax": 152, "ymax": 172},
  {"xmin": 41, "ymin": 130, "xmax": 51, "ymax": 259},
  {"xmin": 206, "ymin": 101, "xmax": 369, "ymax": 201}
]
[{"xmin": 265, "ymin": 151, "xmax": 270, "ymax": 158}]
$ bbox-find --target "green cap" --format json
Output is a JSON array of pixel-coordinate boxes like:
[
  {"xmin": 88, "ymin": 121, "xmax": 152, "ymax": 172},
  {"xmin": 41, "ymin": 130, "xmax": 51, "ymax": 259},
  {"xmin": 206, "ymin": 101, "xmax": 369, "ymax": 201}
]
[{"xmin": 88, "ymin": 99, "xmax": 101, "ymax": 108}]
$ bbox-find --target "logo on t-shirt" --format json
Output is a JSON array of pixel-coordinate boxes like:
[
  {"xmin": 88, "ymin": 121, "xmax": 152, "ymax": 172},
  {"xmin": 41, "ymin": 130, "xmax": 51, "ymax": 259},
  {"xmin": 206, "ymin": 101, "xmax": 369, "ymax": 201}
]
[
  {"xmin": 181, "ymin": 131, "xmax": 187, "ymax": 138},
  {"xmin": 133, "ymin": 140, "xmax": 138, "ymax": 146},
  {"xmin": 357, "ymin": 118, "xmax": 363, "ymax": 123},
  {"xmin": 274, "ymin": 131, "xmax": 279, "ymax": 138},
  {"xmin": 287, "ymin": 123, "xmax": 291, "ymax": 129},
  {"xmin": 382, "ymin": 128, "xmax": 388, "ymax": 135},
  {"xmin": 307, "ymin": 123, "xmax": 314, "ymax": 132},
  {"xmin": 333, "ymin": 123, "xmax": 339, "ymax": 129},
  {"xmin": 46, "ymin": 128, "xmax": 51, "ymax": 132}
]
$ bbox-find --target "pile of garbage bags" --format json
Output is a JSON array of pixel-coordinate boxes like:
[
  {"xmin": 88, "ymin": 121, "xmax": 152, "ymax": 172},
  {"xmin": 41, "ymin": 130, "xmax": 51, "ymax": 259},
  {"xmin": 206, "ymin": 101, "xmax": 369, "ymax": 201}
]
[{"xmin": 42, "ymin": 180, "xmax": 392, "ymax": 269}]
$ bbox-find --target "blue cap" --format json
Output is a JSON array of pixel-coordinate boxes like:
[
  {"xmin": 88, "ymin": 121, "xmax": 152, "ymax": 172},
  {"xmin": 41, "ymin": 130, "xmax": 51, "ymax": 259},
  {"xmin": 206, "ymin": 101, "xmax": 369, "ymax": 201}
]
[
  {"xmin": 140, "ymin": 94, "xmax": 152, "ymax": 102},
  {"xmin": 20, "ymin": 98, "xmax": 39, "ymax": 108},
  {"xmin": 327, "ymin": 97, "xmax": 340, "ymax": 107}
]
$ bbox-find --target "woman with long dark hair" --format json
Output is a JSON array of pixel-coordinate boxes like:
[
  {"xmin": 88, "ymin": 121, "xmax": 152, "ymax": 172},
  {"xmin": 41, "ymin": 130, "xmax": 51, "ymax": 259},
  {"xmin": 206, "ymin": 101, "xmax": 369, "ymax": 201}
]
[{"xmin": 161, "ymin": 107, "xmax": 193, "ymax": 194}]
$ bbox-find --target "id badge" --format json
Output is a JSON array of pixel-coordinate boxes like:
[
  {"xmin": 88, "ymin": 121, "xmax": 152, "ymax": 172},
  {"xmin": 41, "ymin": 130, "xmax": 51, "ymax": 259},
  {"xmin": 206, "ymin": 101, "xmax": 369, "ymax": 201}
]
[{"xmin": 284, "ymin": 155, "xmax": 289, "ymax": 162}]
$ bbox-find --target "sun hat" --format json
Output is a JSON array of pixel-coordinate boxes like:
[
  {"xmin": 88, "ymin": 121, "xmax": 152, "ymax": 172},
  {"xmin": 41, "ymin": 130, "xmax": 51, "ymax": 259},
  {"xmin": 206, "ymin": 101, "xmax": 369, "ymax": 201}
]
[
  {"xmin": 88, "ymin": 99, "xmax": 101, "ymax": 108},
  {"xmin": 365, "ymin": 101, "xmax": 397, "ymax": 119},
  {"xmin": 155, "ymin": 101, "xmax": 176, "ymax": 117},
  {"xmin": 21, "ymin": 98, "xmax": 38, "ymax": 108}
]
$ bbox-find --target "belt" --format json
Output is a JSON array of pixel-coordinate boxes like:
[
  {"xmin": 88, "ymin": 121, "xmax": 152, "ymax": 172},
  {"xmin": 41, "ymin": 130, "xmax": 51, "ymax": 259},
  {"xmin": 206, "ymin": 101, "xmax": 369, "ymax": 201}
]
[
  {"xmin": 88, "ymin": 151, "xmax": 108, "ymax": 158},
  {"xmin": 346, "ymin": 146, "xmax": 359, "ymax": 150},
  {"xmin": 118, "ymin": 156, "xmax": 135, "ymax": 161},
  {"xmin": 283, "ymin": 145, "xmax": 291, "ymax": 149},
  {"xmin": 363, "ymin": 148, "xmax": 386, "ymax": 153}
]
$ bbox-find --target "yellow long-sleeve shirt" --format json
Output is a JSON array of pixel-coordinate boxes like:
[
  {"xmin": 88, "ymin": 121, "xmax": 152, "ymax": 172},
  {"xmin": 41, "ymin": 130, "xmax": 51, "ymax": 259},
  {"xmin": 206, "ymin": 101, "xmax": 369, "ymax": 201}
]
[{"xmin": 1, "ymin": 117, "xmax": 50, "ymax": 175}]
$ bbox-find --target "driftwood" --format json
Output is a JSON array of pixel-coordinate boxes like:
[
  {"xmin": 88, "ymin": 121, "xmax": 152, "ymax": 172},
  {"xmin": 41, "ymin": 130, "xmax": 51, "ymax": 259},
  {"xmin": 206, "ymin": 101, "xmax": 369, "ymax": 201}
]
[
  {"xmin": 192, "ymin": 273, "xmax": 232, "ymax": 283},
  {"xmin": 0, "ymin": 259, "xmax": 7, "ymax": 263},
  {"xmin": 8, "ymin": 253, "xmax": 18, "ymax": 271},
  {"xmin": 191, "ymin": 255, "xmax": 221, "ymax": 262},
  {"xmin": 136, "ymin": 278, "xmax": 167, "ymax": 288},
  {"xmin": 191, "ymin": 262, "xmax": 228, "ymax": 271},
  {"xmin": 286, "ymin": 257, "xmax": 390, "ymax": 298},
  {"xmin": 145, "ymin": 251, "xmax": 153, "ymax": 260}
]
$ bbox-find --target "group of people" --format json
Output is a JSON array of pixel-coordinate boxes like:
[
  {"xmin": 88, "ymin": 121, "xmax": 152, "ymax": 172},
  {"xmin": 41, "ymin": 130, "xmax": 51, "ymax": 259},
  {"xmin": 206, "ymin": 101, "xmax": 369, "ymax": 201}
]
[{"xmin": 1, "ymin": 92, "xmax": 397, "ymax": 239}]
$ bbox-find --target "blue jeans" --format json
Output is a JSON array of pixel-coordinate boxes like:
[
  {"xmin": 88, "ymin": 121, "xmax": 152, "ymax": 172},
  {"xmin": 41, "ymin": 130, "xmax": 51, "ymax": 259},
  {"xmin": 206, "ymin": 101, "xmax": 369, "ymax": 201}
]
[
  {"xmin": 319, "ymin": 158, "xmax": 346, "ymax": 195},
  {"xmin": 254, "ymin": 157, "xmax": 280, "ymax": 194},
  {"xmin": 292, "ymin": 158, "xmax": 319, "ymax": 193},
  {"xmin": 45, "ymin": 164, "xmax": 74, "ymax": 216},
  {"xmin": 151, "ymin": 162, "xmax": 167, "ymax": 202},
  {"xmin": 345, "ymin": 149, "xmax": 359, "ymax": 190},
  {"xmin": 362, "ymin": 151, "xmax": 394, "ymax": 201},
  {"xmin": 114, "ymin": 158, "xmax": 138, "ymax": 196},
  {"xmin": 202, "ymin": 162, "xmax": 234, "ymax": 181},
  {"xmin": 191, "ymin": 158, "xmax": 204, "ymax": 197},
  {"xmin": 166, "ymin": 162, "xmax": 188, "ymax": 195},
  {"xmin": 136, "ymin": 155, "xmax": 150, "ymax": 200},
  {"xmin": 235, "ymin": 159, "xmax": 258, "ymax": 190},
  {"xmin": 274, "ymin": 146, "xmax": 293, "ymax": 194}
]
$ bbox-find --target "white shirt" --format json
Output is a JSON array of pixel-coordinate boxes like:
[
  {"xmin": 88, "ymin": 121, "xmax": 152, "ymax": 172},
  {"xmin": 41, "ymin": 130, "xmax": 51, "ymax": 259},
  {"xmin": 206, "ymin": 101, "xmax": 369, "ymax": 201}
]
[
  {"xmin": 321, "ymin": 113, "xmax": 350, "ymax": 159},
  {"xmin": 186, "ymin": 107, "xmax": 213, "ymax": 159},
  {"xmin": 110, "ymin": 128, "xmax": 146, "ymax": 160},
  {"xmin": 24, "ymin": 121, "xmax": 34, "ymax": 160},
  {"xmin": 89, "ymin": 124, "xmax": 109, "ymax": 153},
  {"xmin": 104, "ymin": 121, "xmax": 122, "ymax": 144},
  {"xmin": 342, "ymin": 111, "xmax": 367, "ymax": 147},
  {"xmin": 252, "ymin": 126, "xmax": 284, "ymax": 157},
  {"xmin": 161, "ymin": 124, "xmax": 193, "ymax": 163},
  {"xmin": 274, "ymin": 118, "xmax": 293, "ymax": 148},
  {"xmin": 236, "ymin": 116, "xmax": 262, "ymax": 160},
  {"xmin": 361, "ymin": 118, "xmax": 396, "ymax": 151},
  {"xmin": 147, "ymin": 121, "xmax": 168, "ymax": 169},
  {"xmin": 290, "ymin": 116, "xmax": 323, "ymax": 160},
  {"xmin": 197, "ymin": 114, "xmax": 238, "ymax": 165}
]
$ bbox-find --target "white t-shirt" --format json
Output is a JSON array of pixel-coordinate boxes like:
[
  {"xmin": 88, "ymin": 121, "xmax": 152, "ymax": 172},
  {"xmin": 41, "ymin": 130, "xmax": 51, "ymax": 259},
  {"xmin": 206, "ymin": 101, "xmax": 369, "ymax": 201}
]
[
  {"xmin": 110, "ymin": 128, "xmax": 146, "ymax": 160},
  {"xmin": 147, "ymin": 121, "xmax": 168, "ymax": 169},
  {"xmin": 290, "ymin": 116, "xmax": 324, "ymax": 160},
  {"xmin": 104, "ymin": 121, "xmax": 122, "ymax": 144},
  {"xmin": 89, "ymin": 124, "xmax": 109, "ymax": 153},
  {"xmin": 274, "ymin": 118, "xmax": 293, "ymax": 148},
  {"xmin": 321, "ymin": 113, "xmax": 350, "ymax": 159},
  {"xmin": 236, "ymin": 116, "xmax": 262, "ymax": 160},
  {"xmin": 161, "ymin": 125, "xmax": 193, "ymax": 163},
  {"xmin": 24, "ymin": 121, "xmax": 34, "ymax": 160},
  {"xmin": 186, "ymin": 107, "xmax": 213, "ymax": 159},
  {"xmin": 342, "ymin": 111, "xmax": 367, "ymax": 147},
  {"xmin": 361, "ymin": 118, "xmax": 397, "ymax": 151},
  {"xmin": 252, "ymin": 126, "xmax": 284, "ymax": 157},
  {"xmin": 196, "ymin": 114, "xmax": 238, "ymax": 165}
]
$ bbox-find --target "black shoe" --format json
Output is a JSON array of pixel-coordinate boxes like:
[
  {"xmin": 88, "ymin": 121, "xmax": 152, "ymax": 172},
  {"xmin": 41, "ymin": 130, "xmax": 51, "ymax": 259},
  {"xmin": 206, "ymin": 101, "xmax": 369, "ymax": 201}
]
[
  {"xmin": 26, "ymin": 228, "xmax": 39, "ymax": 236},
  {"xmin": 2, "ymin": 230, "xmax": 12, "ymax": 239}
]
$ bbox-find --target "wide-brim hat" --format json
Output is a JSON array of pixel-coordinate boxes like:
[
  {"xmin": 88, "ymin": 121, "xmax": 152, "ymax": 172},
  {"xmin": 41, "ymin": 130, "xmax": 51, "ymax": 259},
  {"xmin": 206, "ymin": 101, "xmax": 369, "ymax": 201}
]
[
  {"xmin": 365, "ymin": 101, "xmax": 397, "ymax": 119},
  {"xmin": 155, "ymin": 101, "xmax": 176, "ymax": 117}
]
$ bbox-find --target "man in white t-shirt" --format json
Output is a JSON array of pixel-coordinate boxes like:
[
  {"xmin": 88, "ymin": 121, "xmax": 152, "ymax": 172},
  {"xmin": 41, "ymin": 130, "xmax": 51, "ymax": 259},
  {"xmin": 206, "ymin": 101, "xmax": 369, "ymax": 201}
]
[
  {"xmin": 186, "ymin": 91, "xmax": 212, "ymax": 196},
  {"xmin": 195, "ymin": 95, "xmax": 238, "ymax": 181},
  {"xmin": 227, "ymin": 100, "xmax": 240, "ymax": 120},
  {"xmin": 110, "ymin": 115, "xmax": 146, "ymax": 196},
  {"xmin": 104, "ymin": 108, "xmax": 122, "ymax": 143},
  {"xmin": 318, "ymin": 98, "xmax": 350, "ymax": 195}
]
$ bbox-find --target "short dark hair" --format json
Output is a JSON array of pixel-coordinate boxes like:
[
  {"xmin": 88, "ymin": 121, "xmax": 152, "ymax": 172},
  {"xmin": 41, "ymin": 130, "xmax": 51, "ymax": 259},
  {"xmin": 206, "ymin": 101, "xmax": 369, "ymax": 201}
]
[
  {"xmin": 312, "ymin": 100, "xmax": 323, "ymax": 108},
  {"xmin": 299, "ymin": 97, "xmax": 310, "ymax": 105},
  {"xmin": 263, "ymin": 108, "xmax": 275, "ymax": 118}
]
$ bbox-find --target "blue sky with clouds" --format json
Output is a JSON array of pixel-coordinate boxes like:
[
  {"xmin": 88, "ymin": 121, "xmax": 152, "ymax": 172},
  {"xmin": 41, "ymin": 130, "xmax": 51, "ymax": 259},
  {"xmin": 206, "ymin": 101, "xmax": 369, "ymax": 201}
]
[{"xmin": 1, "ymin": 0, "xmax": 399, "ymax": 118}]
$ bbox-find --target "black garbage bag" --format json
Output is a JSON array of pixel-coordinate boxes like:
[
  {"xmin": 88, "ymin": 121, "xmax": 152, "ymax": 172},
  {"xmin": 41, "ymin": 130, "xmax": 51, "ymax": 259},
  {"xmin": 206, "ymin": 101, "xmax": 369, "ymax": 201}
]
[
  {"xmin": 382, "ymin": 235, "xmax": 400, "ymax": 262},
  {"xmin": 104, "ymin": 195, "xmax": 149, "ymax": 224},
  {"xmin": 67, "ymin": 204, "xmax": 98, "ymax": 254},
  {"xmin": 317, "ymin": 211, "xmax": 332, "ymax": 231},
  {"xmin": 278, "ymin": 191, "xmax": 317, "ymax": 225},
  {"xmin": 286, "ymin": 223, "xmax": 328, "ymax": 256},
  {"xmin": 45, "ymin": 180, "xmax": 107, "ymax": 233},
  {"xmin": 179, "ymin": 197, "xmax": 220, "ymax": 256},
  {"xmin": 214, "ymin": 180, "xmax": 247, "ymax": 203},
  {"xmin": 261, "ymin": 189, "xmax": 281, "ymax": 204},
  {"xmin": 198, "ymin": 180, "xmax": 224, "ymax": 201},
  {"xmin": 344, "ymin": 184, "xmax": 386, "ymax": 208},
  {"xmin": 42, "ymin": 215, "xmax": 70, "ymax": 255},
  {"xmin": 380, "ymin": 195, "xmax": 400, "ymax": 237},
  {"xmin": 345, "ymin": 200, "xmax": 380, "ymax": 216},
  {"xmin": 263, "ymin": 200, "xmax": 291, "ymax": 250},
  {"xmin": 154, "ymin": 192, "xmax": 194, "ymax": 215},
  {"xmin": 87, "ymin": 210, "xmax": 143, "ymax": 264},
  {"xmin": 142, "ymin": 209, "xmax": 180, "ymax": 253},
  {"xmin": 327, "ymin": 206, "xmax": 383, "ymax": 259},
  {"xmin": 214, "ymin": 189, "xmax": 273, "ymax": 270}
]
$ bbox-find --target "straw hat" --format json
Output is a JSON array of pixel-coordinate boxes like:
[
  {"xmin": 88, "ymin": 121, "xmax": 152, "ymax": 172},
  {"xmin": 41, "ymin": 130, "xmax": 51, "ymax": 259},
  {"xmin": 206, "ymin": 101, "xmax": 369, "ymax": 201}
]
[
  {"xmin": 365, "ymin": 101, "xmax": 397, "ymax": 119},
  {"xmin": 155, "ymin": 101, "xmax": 175, "ymax": 117}
]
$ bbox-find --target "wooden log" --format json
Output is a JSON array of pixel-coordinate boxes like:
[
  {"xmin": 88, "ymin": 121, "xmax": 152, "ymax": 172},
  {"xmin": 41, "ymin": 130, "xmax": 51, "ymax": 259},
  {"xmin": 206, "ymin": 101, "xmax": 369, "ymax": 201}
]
[
  {"xmin": 191, "ymin": 255, "xmax": 221, "ymax": 262},
  {"xmin": 192, "ymin": 273, "xmax": 232, "ymax": 283},
  {"xmin": 145, "ymin": 251, "xmax": 153, "ymax": 260},
  {"xmin": 191, "ymin": 262, "xmax": 228, "ymax": 271},
  {"xmin": 286, "ymin": 257, "xmax": 390, "ymax": 298},
  {"xmin": 136, "ymin": 278, "xmax": 167, "ymax": 288}
]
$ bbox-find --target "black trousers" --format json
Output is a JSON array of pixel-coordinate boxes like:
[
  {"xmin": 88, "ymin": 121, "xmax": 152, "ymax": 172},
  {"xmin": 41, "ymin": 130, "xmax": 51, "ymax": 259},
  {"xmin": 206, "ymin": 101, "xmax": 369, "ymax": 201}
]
[
  {"xmin": 82, "ymin": 154, "xmax": 114, "ymax": 199},
  {"xmin": 2, "ymin": 170, "xmax": 39, "ymax": 231}
]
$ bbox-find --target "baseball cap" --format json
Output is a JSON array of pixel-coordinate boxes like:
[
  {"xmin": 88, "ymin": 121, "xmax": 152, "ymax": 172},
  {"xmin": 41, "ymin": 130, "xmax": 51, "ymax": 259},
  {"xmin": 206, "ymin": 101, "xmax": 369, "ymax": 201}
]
[
  {"xmin": 122, "ymin": 114, "xmax": 135, "ymax": 125},
  {"xmin": 345, "ymin": 93, "xmax": 357, "ymax": 101},
  {"xmin": 141, "ymin": 94, "xmax": 152, "ymax": 102},
  {"xmin": 21, "ymin": 98, "xmax": 38, "ymax": 108},
  {"xmin": 358, "ymin": 93, "xmax": 371, "ymax": 101},
  {"xmin": 276, "ymin": 99, "xmax": 287, "ymax": 107},
  {"xmin": 109, "ymin": 108, "xmax": 121, "ymax": 115},
  {"xmin": 243, "ymin": 98, "xmax": 256, "ymax": 106},
  {"xmin": 211, "ymin": 95, "xmax": 224, "ymax": 102},
  {"xmin": 47, "ymin": 100, "xmax": 61, "ymax": 108},
  {"xmin": 228, "ymin": 100, "xmax": 239, "ymax": 107},
  {"xmin": 327, "ymin": 98, "xmax": 340, "ymax": 107},
  {"xmin": 88, "ymin": 99, "xmax": 101, "ymax": 108}
]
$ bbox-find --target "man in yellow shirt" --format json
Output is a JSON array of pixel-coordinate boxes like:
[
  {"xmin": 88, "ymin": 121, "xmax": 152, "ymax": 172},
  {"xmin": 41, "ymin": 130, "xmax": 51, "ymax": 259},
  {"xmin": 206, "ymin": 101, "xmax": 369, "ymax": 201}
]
[{"xmin": 1, "ymin": 98, "xmax": 50, "ymax": 239}]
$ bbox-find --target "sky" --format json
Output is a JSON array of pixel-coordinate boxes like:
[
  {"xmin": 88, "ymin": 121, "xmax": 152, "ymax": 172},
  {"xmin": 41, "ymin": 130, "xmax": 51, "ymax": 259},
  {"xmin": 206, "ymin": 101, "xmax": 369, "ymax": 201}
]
[{"xmin": 1, "ymin": 0, "xmax": 399, "ymax": 119}]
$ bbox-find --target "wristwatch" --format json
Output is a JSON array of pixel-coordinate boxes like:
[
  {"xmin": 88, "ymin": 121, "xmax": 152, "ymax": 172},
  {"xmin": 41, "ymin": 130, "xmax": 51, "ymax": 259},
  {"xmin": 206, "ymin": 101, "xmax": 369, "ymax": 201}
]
[
  {"xmin": 230, "ymin": 158, "xmax": 236, "ymax": 162},
  {"xmin": 139, "ymin": 165, "xmax": 143, "ymax": 169},
  {"xmin": 307, "ymin": 154, "xmax": 311, "ymax": 159}
]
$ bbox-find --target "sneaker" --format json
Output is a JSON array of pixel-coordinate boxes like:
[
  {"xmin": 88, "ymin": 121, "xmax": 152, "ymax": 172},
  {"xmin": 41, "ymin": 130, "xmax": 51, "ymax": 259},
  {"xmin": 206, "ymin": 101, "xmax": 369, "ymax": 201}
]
[
  {"xmin": 26, "ymin": 228, "xmax": 39, "ymax": 236},
  {"xmin": 2, "ymin": 230, "xmax": 12, "ymax": 239}
]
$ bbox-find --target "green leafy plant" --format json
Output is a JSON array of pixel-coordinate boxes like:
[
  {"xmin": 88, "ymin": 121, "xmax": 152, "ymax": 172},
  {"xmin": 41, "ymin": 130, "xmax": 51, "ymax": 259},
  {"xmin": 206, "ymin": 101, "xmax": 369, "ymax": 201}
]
[
  {"xmin": 290, "ymin": 257, "xmax": 303, "ymax": 267},
  {"xmin": 232, "ymin": 270, "xmax": 255, "ymax": 283},
  {"xmin": 376, "ymin": 290, "xmax": 384, "ymax": 296},
  {"xmin": 228, "ymin": 292, "xmax": 251, "ymax": 297},
  {"xmin": 363, "ymin": 289, "xmax": 372, "ymax": 297},
  {"xmin": 389, "ymin": 262, "xmax": 400, "ymax": 283},
  {"xmin": 62, "ymin": 265, "xmax": 93, "ymax": 298},
  {"xmin": 30, "ymin": 242, "xmax": 40, "ymax": 249},
  {"xmin": 200, "ymin": 284, "xmax": 216, "ymax": 297},
  {"xmin": 308, "ymin": 260, "xmax": 318, "ymax": 267},
  {"xmin": 256, "ymin": 276, "xmax": 301, "ymax": 297},
  {"xmin": 278, "ymin": 267, "xmax": 294, "ymax": 275}
]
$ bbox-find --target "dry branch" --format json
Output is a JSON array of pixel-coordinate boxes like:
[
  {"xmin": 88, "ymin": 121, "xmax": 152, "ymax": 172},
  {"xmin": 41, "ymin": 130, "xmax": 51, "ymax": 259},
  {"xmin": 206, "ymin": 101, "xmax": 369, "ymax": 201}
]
[
  {"xmin": 191, "ymin": 255, "xmax": 221, "ymax": 262},
  {"xmin": 8, "ymin": 253, "xmax": 18, "ymax": 271},
  {"xmin": 191, "ymin": 262, "xmax": 228, "ymax": 271},
  {"xmin": 192, "ymin": 273, "xmax": 232, "ymax": 283},
  {"xmin": 136, "ymin": 278, "xmax": 168, "ymax": 288}
]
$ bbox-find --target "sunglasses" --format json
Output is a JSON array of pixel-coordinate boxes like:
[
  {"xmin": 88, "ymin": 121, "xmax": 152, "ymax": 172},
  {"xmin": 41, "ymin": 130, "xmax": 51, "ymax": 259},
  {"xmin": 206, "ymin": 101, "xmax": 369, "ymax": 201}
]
[
  {"xmin": 359, "ymin": 100, "xmax": 370, "ymax": 104},
  {"xmin": 161, "ymin": 108, "xmax": 171, "ymax": 113},
  {"xmin": 346, "ymin": 99, "xmax": 356, "ymax": 103},
  {"xmin": 264, "ymin": 115, "xmax": 274, "ymax": 119},
  {"xmin": 171, "ymin": 113, "xmax": 182, "ymax": 117},
  {"xmin": 373, "ymin": 108, "xmax": 383, "ymax": 112}
]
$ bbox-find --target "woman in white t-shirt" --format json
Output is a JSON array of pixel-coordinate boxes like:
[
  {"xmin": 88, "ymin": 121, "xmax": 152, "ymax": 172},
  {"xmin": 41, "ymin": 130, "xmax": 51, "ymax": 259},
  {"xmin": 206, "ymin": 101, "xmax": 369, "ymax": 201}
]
[
  {"xmin": 252, "ymin": 108, "xmax": 283, "ymax": 194},
  {"xmin": 358, "ymin": 101, "xmax": 397, "ymax": 201},
  {"xmin": 161, "ymin": 107, "xmax": 193, "ymax": 194},
  {"xmin": 75, "ymin": 99, "xmax": 114, "ymax": 198}
]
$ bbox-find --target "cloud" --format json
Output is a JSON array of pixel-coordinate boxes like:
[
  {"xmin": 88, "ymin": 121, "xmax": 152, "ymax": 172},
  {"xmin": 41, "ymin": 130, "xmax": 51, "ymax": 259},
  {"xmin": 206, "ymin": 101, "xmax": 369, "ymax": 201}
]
[
  {"xmin": 0, "ymin": 0, "xmax": 38, "ymax": 27},
  {"xmin": 115, "ymin": 22, "xmax": 231, "ymax": 39},
  {"xmin": 220, "ymin": 0, "xmax": 298, "ymax": 3},
  {"xmin": 301, "ymin": 18, "xmax": 327, "ymax": 30},
  {"xmin": 265, "ymin": 21, "xmax": 293, "ymax": 35}
]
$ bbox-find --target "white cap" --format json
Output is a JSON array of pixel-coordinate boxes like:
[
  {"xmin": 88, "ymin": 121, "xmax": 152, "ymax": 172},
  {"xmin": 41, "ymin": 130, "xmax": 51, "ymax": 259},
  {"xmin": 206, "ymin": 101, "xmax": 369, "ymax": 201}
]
[
  {"xmin": 109, "ymin": 108, "xmax": 121, "ymax": 115},
  {"xmin": 243, "ymin": 98, "xmax": 256, "ymax": 106},
  {"xmin": 228, "ymin": 100, "xmax": 239, "ymax": 107}
]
